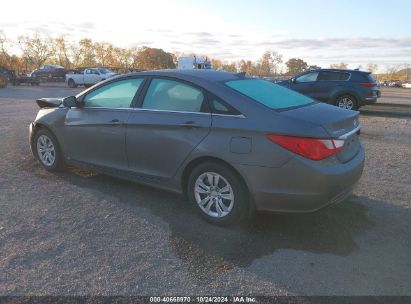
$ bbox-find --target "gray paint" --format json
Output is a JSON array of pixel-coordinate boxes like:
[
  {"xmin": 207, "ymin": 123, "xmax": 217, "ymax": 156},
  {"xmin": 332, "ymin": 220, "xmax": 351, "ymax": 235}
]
[{"xmin": 30, "ymin": 70, "xmax": 365, "ymax": 212}]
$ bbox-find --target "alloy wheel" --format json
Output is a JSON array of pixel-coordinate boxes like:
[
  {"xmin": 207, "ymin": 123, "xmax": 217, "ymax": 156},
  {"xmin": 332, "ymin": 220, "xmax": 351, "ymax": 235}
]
[
  {"xmin": 36, "ymin": 135, "xmax": 56, "ymax": 166},
  {"xmin": 337, "ymin": 97, "xmax": 354, "ymax": 110},
  {"xmin": 194, "ymin": 172, "xmax": 234, "ymax": 218}
]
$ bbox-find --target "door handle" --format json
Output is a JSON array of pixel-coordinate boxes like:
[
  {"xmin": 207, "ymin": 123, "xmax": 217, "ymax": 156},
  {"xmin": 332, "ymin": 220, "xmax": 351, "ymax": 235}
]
[
  {"xmin": 179, "ymin": 121, "xmax": 201, "ymax": 128},
  {"xmin": 110, "ymin": 119, "xmax": 122, "ymax": 125}
]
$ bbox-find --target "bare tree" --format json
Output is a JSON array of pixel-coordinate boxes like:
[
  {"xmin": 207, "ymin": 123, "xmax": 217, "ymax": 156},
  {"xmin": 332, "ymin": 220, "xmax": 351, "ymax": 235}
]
[
  {"xmin": 330, "ymin": 62, "xmax": 348, "ymax": 69},
  {"xmin": 17, "ymin": 33, "xmax": 54, "ymax": 69},
  {"xmin": 0, "ymin": 30, "xmax": 11, "ymax": 67},
  {"xmin": 51, "ymin": 36, "xmax": 72, "ymax": 68},
  {"xmin": 366, "ymin": 63, "xmax": 378, "ymax": 74}
]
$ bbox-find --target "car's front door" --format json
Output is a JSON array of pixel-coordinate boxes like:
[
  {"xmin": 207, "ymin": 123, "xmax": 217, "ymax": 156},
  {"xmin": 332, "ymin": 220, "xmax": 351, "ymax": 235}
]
[
  {"xmin": 126, "ymin": 77, "xmax": 212, "ymax": 180},
  {"xmin": 64, "ymin": 77, "xmax": 145, "ymax": 170},
  {"xmin": 291, "ymin": 71, "xmax": 319, "ymax": 98}
]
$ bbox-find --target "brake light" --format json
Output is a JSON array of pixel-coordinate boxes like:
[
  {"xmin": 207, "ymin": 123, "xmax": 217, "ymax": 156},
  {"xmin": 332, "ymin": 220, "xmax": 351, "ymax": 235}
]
[
  {"xmin": 267, "ymin": 135, "xmax": 345, "ymax": 160},
  {"xmin": 359, "ymin": 82, "xmax": 376, "ymax": 87}
]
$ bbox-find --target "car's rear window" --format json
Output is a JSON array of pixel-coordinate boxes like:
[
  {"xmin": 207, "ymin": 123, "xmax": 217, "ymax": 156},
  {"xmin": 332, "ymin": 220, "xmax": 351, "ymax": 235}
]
[{"xmin": 226, "ymin": 79, "xmax": 313, "ymax": 110}]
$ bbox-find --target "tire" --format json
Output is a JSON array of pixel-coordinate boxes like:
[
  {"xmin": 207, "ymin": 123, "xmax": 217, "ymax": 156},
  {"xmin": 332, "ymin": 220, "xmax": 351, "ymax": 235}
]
[
  {"xmin": 335, "ymin": 94, "xmax": 357, "ymax": 110},
  {"xmin": 33, "ymin": 129, "xmax": 64, "ymax": 172},
  {"xmin": 68, "ymin": 79, "xmax": 77, "ymax": 88},
  {"xmin": 187, "ymin": 162, "xmax": 249, "ymax": 225}
]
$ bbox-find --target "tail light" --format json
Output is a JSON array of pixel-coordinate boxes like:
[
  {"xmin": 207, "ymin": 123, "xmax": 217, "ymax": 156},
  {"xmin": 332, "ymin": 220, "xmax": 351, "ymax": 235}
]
[
  {"xmin": 267, "ymin": 135, "xmax": 345, "ymax": 161},
  {"xmin": 359, "ymin": 82, "xmax": 377, "ymax": 87}
]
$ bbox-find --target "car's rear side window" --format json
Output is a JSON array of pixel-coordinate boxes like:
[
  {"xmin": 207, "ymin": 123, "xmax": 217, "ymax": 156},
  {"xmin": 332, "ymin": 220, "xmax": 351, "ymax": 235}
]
[
  {"xmin": 361, "ymin": 73, "xmax": 376, "ymax": 83},
  {"xmin": 226, "ymin": 79, "xmax": 313, "ymax": 110},
  {"xmin": 339, "ymin": 72, "xmax": 350, "ymax": 81},
  {"xmin": 142, "ymin": 78, "xmax": 205, "ymax": 113},
  {"xmin": 318, "ymin": 71, "xmax": 350, "ymax": 81}
]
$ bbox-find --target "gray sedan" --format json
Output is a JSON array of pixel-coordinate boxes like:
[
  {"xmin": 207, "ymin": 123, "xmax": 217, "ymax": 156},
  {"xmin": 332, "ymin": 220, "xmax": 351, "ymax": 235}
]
[{"xmin": 29, "ymin": 70, "xmax": 364, "ymax": 225}]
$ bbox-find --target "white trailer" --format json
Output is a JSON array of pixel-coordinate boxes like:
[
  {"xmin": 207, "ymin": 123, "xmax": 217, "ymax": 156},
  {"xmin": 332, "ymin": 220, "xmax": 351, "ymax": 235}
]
[{"xmin": 177, "ymin": 56, "xmax": 212, "ymax": 70}]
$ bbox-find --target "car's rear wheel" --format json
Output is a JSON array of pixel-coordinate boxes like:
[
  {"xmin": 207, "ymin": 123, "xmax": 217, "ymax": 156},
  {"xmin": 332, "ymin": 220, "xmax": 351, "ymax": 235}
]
[
  {"xmin": 336, "ymin": 94, "xmax": 357, "ymax": 110},
  {"xmin": 34, "ymin": 129, "xmax": 64, "ymax": 171},
  {"xmin": 68, "ymin": 79, "xmax": 77, "ymax": 88},
  {"xmin": 187, "ymin": 162, "xmax": 249, "ymax": 225}
]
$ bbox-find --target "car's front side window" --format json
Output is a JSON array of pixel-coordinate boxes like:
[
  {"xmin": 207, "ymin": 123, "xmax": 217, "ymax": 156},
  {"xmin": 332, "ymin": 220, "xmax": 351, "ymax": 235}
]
[
  {"xmin": 142, "ymin": 78, "xmax": 205, "ymax": 113},
  {"xmin": 83, "ymin": 78, "xmax": 144, "ymax": 108},
  {"xmin": 295, "ymin": 72, "xmax": 319, "ymax": 83}
]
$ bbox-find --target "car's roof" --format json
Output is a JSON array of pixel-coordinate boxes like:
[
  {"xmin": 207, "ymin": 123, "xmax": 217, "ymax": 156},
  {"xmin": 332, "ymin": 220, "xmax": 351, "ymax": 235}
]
[
  {"xmin": 124, "ymin": 69, "xmax": 242, "ymax": 83},
  {"xmin": 310, "ymin": 68, "xmax": 370, "ymax": 74}
]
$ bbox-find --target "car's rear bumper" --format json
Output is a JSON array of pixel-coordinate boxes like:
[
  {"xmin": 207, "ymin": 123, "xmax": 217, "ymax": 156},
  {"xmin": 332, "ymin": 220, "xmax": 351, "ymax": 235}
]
[
  {"xmin": 234, "ymin": 146, "xmax": 365, "ymax": 213},
  {"xmin": 359, "ymin": 89, "xmax": 380, "ymax": 106}
]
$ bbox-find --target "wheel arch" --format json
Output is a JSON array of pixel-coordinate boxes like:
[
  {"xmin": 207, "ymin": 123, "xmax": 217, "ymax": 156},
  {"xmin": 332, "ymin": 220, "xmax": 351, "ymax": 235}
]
[
  {"xmin": 31, "ymin": 122, "xmax": 64, "ymax": 157},
  {"xmin": 180, "ymin": 156, "xmax": 254, "ymax": 213},
  {"xmin": 332, "ymin": 90, "xmax": 360, "ymax": 104}
]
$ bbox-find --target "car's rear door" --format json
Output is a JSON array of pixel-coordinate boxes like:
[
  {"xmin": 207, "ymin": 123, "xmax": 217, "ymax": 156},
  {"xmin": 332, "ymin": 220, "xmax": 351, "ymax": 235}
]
[
  {"xmin": 126, "ymin": 77, "xmax": 211, "ymax": 180},
  {"xmin": 316, "ymin": 71, "xmax": 350, "ymax": 102},
  {"xmin": 64, "ymin": 77, "xmax": 145, "ymax": 170}
]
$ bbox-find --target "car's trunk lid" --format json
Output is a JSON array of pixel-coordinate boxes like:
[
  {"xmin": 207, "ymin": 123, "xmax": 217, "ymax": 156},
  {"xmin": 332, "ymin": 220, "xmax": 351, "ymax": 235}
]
[{"xmin": 280, "ymin": 102, "xmax": 361, "ymax": 163}]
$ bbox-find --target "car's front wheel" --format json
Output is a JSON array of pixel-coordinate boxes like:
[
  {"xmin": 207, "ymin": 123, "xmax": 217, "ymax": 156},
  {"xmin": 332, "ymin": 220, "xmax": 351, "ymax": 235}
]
[
  {"xmin": 34, "ymin": 129, "xmax": 64, "ymax": 171},
  {"xmin": 187, "ymin": 162, "xmax": 249, "ymax": 225},
  {"xmin": 336, "ymin": 94, "xmax": 357, "ymax": 110}
]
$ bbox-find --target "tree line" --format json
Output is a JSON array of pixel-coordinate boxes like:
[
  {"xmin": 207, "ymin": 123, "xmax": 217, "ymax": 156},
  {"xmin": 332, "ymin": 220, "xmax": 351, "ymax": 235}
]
[{"xmin": 3, "ymin": 31, "xmax": 405, "ymax": 79}]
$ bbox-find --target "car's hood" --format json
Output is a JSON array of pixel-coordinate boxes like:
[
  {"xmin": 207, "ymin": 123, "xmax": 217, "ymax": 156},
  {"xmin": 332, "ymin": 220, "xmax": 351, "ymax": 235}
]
[{"xmin": 36, "ymin": 97, "xmax": 63, "ymax": 108}]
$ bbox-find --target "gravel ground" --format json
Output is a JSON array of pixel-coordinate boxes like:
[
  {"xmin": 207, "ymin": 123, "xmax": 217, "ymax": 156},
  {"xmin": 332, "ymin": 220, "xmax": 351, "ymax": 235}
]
[{"xmin": 0, "ymin": 86, "xmax": 410, "ymax": 296}]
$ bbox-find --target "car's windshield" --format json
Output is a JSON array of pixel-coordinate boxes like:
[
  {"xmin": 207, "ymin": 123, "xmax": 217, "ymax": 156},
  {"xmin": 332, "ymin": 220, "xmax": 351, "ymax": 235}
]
[
  {"xmin": 226, "ymin": 79, "xmax": 314, "ymax": 110},
  {"xmin": 98, "ymin": 68, "xmax": 112, "ymax": 74}
]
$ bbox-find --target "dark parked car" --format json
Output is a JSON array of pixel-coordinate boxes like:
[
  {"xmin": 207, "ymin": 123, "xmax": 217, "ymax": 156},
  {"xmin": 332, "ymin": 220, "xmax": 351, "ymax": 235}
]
[
  {"xmin": 279, "ymin": 69, "xmax": 381, "ymax": 110},
  {"xmin": 31, "ymin": 65, "xmax": 66, "ymax": 79},
  {"xmin": 29, "ymin": 70, "xmax": 364, "ymax": 225}
]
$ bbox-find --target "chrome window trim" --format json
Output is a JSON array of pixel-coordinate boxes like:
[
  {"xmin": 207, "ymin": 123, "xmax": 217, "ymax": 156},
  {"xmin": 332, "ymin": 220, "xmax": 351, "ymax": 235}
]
[
  {"xmin": 74, "ymin": 107, "xmax": 246, "ymax": 118},
  {"xmin": 338, "ymin": 125, "xmax": 361, "ymax": 139},
  {"xmin": 133, "ymin": 107, "xmax": 210, "ymax": 115},
  {"xmin": 79, "ymin": 107, "xmax": 134, "ymax": 111},
  {"xmin": 211, "ymin": 113, "xmax": 246, "ymax": 118}
]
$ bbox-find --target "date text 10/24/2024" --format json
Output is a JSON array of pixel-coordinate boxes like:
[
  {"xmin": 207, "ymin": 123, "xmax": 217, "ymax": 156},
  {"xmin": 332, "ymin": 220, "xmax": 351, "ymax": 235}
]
[{"xmin": 149, "ymin": 296, "xmax": 257, "ymax": 303}]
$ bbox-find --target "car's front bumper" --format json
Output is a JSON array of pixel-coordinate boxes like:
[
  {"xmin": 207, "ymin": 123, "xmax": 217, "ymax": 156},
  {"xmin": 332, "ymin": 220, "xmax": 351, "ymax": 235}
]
[
  {"xmin": 234, "ymin": 146, "xmax": 365, "ymax": 213},
  {"xmin": 29, "ymin": 122, "xmax": 35, "ymax": 155}
]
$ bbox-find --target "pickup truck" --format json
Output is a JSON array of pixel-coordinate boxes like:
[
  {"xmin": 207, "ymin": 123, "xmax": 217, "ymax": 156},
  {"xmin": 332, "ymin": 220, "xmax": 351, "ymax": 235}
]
[{"xmin": 66, "ymin": 68, "xmax": 116, "ymax": 88}]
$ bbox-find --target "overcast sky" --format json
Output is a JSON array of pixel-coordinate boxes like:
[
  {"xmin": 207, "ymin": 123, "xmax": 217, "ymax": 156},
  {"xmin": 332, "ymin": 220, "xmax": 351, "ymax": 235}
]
[{"xmin": 1, "ymin": 0, "xmax": 411, "ymax": 71}]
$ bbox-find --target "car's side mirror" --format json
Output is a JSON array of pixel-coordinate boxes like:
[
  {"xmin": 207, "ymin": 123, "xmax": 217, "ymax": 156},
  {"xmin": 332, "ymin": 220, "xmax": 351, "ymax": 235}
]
[
  {"xmin": 291, "ymin": 78, "xmax": 296, "ymax": 83},
  {"xmin": 62, "ymin": 96, "xmax": 81, "ymax": 108}
]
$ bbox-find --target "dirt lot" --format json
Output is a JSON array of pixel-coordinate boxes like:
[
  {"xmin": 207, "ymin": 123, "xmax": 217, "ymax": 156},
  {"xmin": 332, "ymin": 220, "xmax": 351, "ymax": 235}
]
[{"xmin": 0, "ymin": 86, "xmax": 410, "ymax": 296}]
